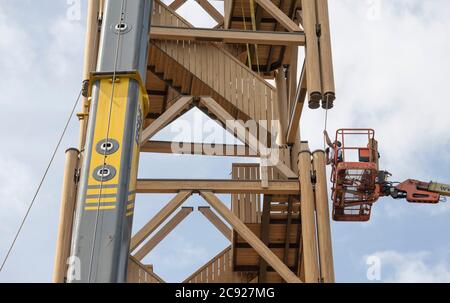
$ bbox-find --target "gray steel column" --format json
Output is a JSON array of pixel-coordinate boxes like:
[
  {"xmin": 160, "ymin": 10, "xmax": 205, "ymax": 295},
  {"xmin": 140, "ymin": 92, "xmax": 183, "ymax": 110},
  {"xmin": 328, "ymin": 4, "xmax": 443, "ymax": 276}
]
[{"xmin": 68, "ymin": 0, "xmax": 152, "ymax": 283}]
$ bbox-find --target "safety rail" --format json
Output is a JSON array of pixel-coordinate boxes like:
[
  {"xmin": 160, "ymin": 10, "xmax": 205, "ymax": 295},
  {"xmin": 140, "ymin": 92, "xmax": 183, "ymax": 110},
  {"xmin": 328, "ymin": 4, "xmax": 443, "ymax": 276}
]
[
  {"xmin": 183, "ymin": 247, "xmax": 233, "ymax": 283},
  {"xmin": 127, "ymin": 256, "xmax": 165, "ymax": 283}
]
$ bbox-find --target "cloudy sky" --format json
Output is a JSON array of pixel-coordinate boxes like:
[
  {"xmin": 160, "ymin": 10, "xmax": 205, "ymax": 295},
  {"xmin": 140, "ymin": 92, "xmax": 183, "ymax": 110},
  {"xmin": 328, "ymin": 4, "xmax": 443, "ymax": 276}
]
[{"xmin": 0, "ymin": 0, "xmax": 450, "ymax": 283}]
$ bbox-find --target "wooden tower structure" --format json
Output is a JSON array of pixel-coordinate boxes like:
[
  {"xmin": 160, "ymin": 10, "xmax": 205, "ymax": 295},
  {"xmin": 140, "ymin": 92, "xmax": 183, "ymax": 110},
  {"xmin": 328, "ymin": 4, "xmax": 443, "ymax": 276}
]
[{"xmin": 53, "ymin": 0, "xmax": 336, "ymax": 283}]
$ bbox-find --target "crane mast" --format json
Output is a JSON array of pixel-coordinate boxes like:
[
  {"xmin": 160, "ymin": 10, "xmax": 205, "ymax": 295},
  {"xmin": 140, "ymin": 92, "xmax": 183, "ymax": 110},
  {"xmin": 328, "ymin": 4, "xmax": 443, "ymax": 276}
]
[{"xmin": 67, "ymin": 0, "xmax": 152, "ymax": 283}]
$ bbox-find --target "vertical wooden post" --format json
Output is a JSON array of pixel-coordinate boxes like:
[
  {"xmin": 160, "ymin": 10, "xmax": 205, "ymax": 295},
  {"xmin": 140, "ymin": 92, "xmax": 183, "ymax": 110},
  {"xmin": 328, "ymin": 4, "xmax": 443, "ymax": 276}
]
[
  {"xmin": 301, "ymin": 0, "xmax": 322, "ymax": 109},
  {"xmin": 312, "ymin": 150, "xmax": 335, "ymax": 282},
  {"xmin": 79, "ymin": 0, "xmax": 100, "ymax": 150},
  {"xmin": 287, "ymin": 46, "xmax": 299, "ymax": 117},
  {"xmin": 275, "ymin": 67, "xmax": 288, "ymax": 146},
  {"xmin": 53, "ymin": 148, "xmax": 79, "ymax": 283},
  {"xmin": 298, "ymin": 149, "xmax": 320, "ymax": 282},
  {"xmin": 316, "ymin": 0, "xmax": 335, "ymax": 109}
]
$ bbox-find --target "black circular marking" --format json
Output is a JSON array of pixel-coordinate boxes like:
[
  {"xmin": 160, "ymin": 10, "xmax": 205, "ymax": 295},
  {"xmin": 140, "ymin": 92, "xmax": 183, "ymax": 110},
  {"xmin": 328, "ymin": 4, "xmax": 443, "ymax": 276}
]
[
  {"xmin": 93, "ymin": 165, "xmax": 117, "ymax": 182},
  {"xmin": 96, "ymin": 139, "xmax": 120, "ymax": 155}
]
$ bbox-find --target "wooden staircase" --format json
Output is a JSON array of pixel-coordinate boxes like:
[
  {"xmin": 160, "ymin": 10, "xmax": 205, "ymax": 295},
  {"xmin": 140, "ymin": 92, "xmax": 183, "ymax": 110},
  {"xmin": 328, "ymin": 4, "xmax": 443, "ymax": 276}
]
[{"xmin": 148, "ymin": 0, "xmax": 279, "ymax": 129}]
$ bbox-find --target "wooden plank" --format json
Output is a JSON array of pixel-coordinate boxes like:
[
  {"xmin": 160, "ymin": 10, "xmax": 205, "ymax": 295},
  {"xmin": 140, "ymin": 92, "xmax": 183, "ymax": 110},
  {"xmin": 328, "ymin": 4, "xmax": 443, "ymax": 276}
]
[
  {"xmin": 275, "ymin": 67, "xmax": 289, "ymax": 145},
  {"xmin": 199, "ymin": 206, "xmax": 232, "ymax": 241},
  {"xmin": 238, "ymin": 166, "xmax": 246, "ymax": 220},
  {"xmin": 298, "ymin": 150, "xmax": 320, "ymax": 283},
  {"xmin": 288, "ymin": 45, "xmax": 298, "ymax": 116},
  {"xmin": 200, "ymin": 191, "xmax": 302, "ymax": 283},
  {"xmin": 230, "ymin": 56, "xmax": 237, "ymax": 106},
  {"xmin": 224, "ymin": 0, "xmax": 233, "ymax": 29},
  {"xmin": 312, "ymin": 150, "xmax": 335, "ymax": 282},
  {"xmin": 244, "ymin": 166, "xmax": 251, "ymax": 223},
  {"xmin": 254, "ymin": 0, "xmax": 301, "ymax": 32},
  {"xmin": 208, "ymin": 44, "xmax": 213, "ymax": 86},
  {"xmin": 213, "ymin": 44, "xmax": 219, "ymax": 92},
  {"xmin": 286, "ymin": 62, "xmax": 306, "ymax": 144},
  {"xmin": 301, "ymin": 0, "xmax": 322, "ymax": 107},
  {"xmin": 317, "ymin": 0, "xmax": 336, "ymax": 106},
  {"xmin": 136, "ymin": 179, "xmax": 300, "ymax": 195},
  {"xmin": 250, "ymin": 167, "xmax": 257, "ymax": 223},
  {"xmin": 258, "ymin": 195, "xmax": 272, "ymax": 282},
  {"xmin": 141, "ymin": 141, "xmax": 256, "ymax": 157},
  {"xmin": 134, "ymin": 207, "xmax": 193, "ymax": 260},
  {"xmin": 196, "ymin": 0, "xmax": 224, "ymax": 24},
  {"xmin": 232, "ymin": 166, "xmax": 239, "ymax": 217},
  {"xmin": 283, "ymin": 197, "xmax": 293, "ymax": 264},
  {"xmin": 169, "ymin": 0, "xmax": 187, "ymax": 11},
  {"xmin": 130, "ymin": 191, "xmax": 193, "ymax": 251}
]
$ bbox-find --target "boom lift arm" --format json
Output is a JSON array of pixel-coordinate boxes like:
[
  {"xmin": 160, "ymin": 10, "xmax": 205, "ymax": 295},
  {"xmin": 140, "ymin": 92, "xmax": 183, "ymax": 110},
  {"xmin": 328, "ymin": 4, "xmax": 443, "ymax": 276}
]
[{"xmin": 380, "ymin": 177, "xmax": 450, "ymax": 204}]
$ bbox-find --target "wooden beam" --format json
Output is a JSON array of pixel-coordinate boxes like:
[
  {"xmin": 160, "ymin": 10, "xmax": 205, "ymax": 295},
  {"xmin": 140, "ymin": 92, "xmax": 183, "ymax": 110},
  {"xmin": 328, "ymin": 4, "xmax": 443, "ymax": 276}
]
[
  {"xmin": 248, "ymin": 2, "xmax": 264, "ymax": 68},
  {"xmin": 298, "ymin": 150, "xmax": 320, "ymax": 283},
  {"xmin": 196, "ymin": 0, "xmax": 223, "ymax": 24},
  {"xmin": 312, "ymin": 151, "xmax": 335, "ymax": 282},
  {"xmin": 275, "ymin": 67, "xmax": 289, "ymax": 145},
  {"xmin": 134, "ymin": 207, "xmax": 194, "ymax": 260},
  {"xmin": 200, "ymin": 192, "xmax": 302, "ymax": 283},
  {"xmin": 286, "ymin": 62, "xmax": 307, "ymax": 144},
  {"xmin": 79, "ymin": 0, "xmax": 100, "ymax": 150},
  {"xmin": 198, "ymin": 206, "xmax": 232, "ymax": 241},
  {"xmin": 254, "ymin": 0, "xmax": 301, "ymax": 32},
  {"xmin": 200, "ymin": 97, "xmax": 297, "ymax": 179},
  {"xmin": 258, "ymin": 195, "xmax": 272, "ymax": 282},
  {"xmin": 287, "ymin": 45, "xmax": 299, "ymax": 116},
  {"xmin": 150, "ymin": 26, "xmax": 305, "ymax": 46},
  {"xmin": 53, "ymin": 148, "xmax": 79, "ymax": 283},
  {"xmin": 283, "ymin": 196, "xmax": 294, "ymax": 263},
  {"xmin": 169, "ymin": 0, "xmax": 187, "ymax": 11},
  {"xmin": 301, "ymin": 0, "xmax": 323, "ymax": 107},
  {"xmin": 130, "ymin": 191, "xmax": 192, "ymax": 251},
  {"xmin": 141, "ymin": 140, "xmax": 257, "ymax": 157},
  {"xmin": 317, "ymin": 0, "xmax": 336, "ymax": 107},
  {"xmin": 140, "ymin": 96, "xmax": 193, "ymax": 146},
  {"xmin": 224, "ymin": 0, "xmax": 233, "ymax": 29},
  {"xmin": 136, "ymin": 179, "xmax": 300, "ymax": 195}
]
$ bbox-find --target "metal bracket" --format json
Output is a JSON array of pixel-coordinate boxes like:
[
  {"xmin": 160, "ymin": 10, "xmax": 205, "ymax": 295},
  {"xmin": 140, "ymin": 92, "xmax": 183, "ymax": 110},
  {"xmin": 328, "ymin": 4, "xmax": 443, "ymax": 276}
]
[
  {"xmin": 310, "ymin": 170, "xmax": 317, "ymax": 184},
  {"xmin": 316, "ymin": 23, "xmax": 322, "ymax": 37}
]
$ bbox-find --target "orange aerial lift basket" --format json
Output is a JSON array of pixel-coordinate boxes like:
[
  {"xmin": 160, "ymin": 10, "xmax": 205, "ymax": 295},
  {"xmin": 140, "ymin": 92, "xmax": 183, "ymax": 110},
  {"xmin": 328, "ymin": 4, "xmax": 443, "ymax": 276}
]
[{"xmin": 330, "ymin": 129, "xmax": 381, "ymax": 222}]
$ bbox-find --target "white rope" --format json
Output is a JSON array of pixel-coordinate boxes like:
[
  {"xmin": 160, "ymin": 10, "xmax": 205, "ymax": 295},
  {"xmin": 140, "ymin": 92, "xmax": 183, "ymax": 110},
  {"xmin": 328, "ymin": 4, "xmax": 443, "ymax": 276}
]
[{"xmin": 323, "ymin": 99, "xmax": 330, "ymax": 150}]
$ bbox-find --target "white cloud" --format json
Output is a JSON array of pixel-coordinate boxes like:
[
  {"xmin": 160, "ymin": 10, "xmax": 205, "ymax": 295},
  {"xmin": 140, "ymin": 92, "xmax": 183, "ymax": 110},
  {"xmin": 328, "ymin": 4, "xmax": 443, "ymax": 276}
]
[{"xmin": 368, "ymin": 250, "xmax": 450, "ymax": 283}]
